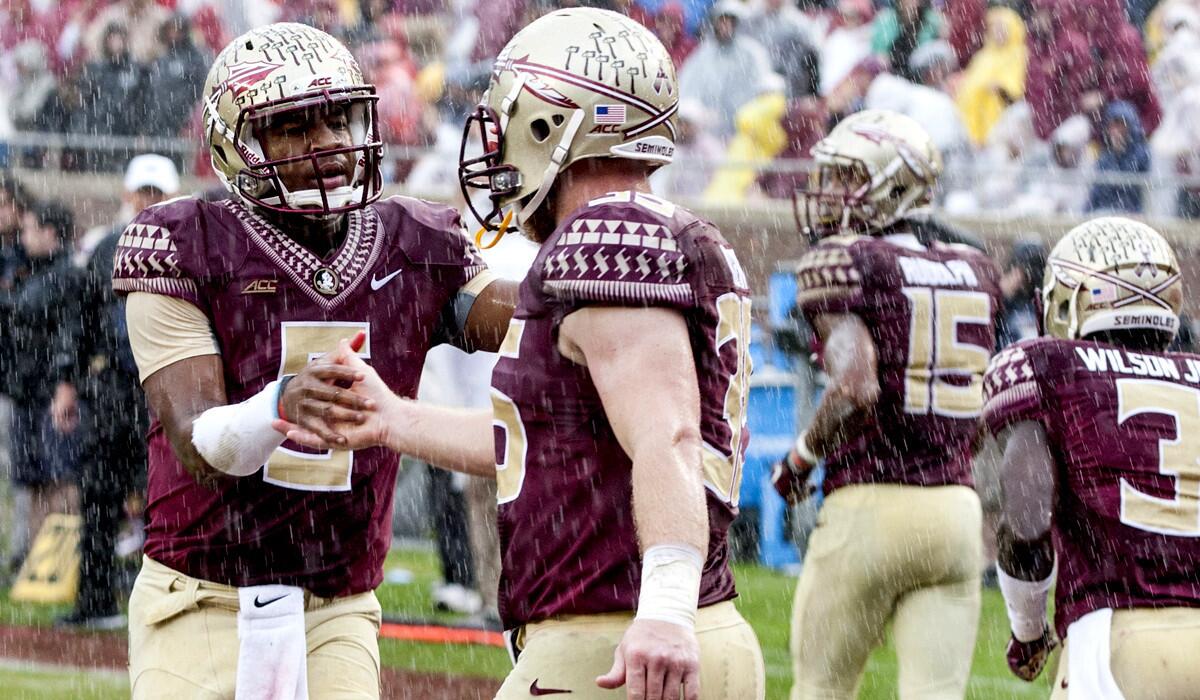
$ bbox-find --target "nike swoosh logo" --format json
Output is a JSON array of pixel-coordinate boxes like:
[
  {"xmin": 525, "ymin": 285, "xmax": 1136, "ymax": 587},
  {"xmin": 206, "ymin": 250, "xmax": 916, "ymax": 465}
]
[
  {"xmin": 253, "ymin": 594, "xmax": 288, "ymax": 608},
  {"xmin": 529, "ymin": 679, "xmax": 572, "ymax": 695},
  {"xmin": 370, "ymin": 269, "xmax": 402, "ymax": 291}
]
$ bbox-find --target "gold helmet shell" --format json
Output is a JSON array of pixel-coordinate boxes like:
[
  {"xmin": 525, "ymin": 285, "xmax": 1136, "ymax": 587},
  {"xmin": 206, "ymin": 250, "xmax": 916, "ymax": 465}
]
[
  {"xmin": 203, "ymin": 22, "xmax": 383, "ymax": 216},
  {"xmin": 1041, "ymin": 217, "xmax": 1182, "ymax": 340},
  {"xmin": 459, "ymin": 7, "xmax": 679, "ymax": 231},
  {"xmin": 795, "ymin": 109, "xmax": 942, "ymax": 238}
]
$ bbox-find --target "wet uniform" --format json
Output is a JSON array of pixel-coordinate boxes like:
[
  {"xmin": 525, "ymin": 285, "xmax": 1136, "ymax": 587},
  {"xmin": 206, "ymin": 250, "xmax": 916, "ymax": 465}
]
[
  {"xmin": 985, "ymin": 338, "xmax": 1200, "ymax": 699},
  {"xmin": 113, "ymin": 195, "xmax": 489, "ymax": 698},
  {"xmin": 489, "ymin": 191, "xmax": 764, "ymax": 699},
  {"xmin": 790, "ymin": 231, "xmax": 1002, "ymax": 700}
]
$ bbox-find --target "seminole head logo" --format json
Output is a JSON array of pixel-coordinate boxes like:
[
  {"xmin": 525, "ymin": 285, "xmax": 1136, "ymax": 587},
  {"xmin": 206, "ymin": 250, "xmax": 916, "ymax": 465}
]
[{"xmin": 213, "ymin": 61, "xmax": 284, "ymax": 101}]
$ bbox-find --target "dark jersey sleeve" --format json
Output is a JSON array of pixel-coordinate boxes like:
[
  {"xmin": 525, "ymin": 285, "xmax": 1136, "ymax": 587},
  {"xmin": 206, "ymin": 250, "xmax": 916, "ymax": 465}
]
[
  {"xmin": 539, "ymin": 208, "xmax": 696, "ymax": 310},
  {"xmin": 794, "ymin": 239, "xmax": 866, "ymax": 320},
  {"xmin": 982, "ymin": 339, "xmax": 1048, "ymax": 435},
  {"xmin": 111, "ymin": 198, "xmax": 210, "ymax": 308},
  {"xmin": 374, "ymin": 196, "xmax": 489, "ymax": 347}
]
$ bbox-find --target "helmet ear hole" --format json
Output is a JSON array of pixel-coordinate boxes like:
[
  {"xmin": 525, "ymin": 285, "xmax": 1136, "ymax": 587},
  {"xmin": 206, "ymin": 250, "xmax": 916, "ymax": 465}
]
[
  {"xmin": 1056, "ymin": 300, "xmax": 1070, "ymax": 322},
  {"xmin": 552, "ymin": 114, "xmax": 565, "ymax": 127},
  {"xmin": 530, "ymin": 119, "xmax": 551, "ymax": 143}
]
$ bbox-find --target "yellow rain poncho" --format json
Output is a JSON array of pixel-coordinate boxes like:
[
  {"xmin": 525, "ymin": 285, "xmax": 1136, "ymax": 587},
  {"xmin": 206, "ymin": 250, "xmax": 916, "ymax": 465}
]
[{"xmin": 955, "ymin": 7, "xmax": 1028, "ymax": 146}]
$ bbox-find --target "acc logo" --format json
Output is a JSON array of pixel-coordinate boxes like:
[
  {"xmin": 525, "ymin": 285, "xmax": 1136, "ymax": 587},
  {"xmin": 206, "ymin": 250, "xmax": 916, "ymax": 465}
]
[
  {"xmin": 308, "ymin": 76, "xmax": 333, "ymax": 88},
  {"xmin": 242, "ymin": 279, "xmax": 278, "ymax": 294},
  {"xmin": 589, "ymin": 124, "xmax": 622, "ymax": 134}
]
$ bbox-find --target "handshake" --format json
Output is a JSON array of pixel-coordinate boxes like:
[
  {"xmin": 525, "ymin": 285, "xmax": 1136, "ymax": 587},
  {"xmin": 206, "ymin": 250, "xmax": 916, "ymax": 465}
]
[{"xmin": 272, "ymin": 332, "xmax": 397, "ymax": 452}]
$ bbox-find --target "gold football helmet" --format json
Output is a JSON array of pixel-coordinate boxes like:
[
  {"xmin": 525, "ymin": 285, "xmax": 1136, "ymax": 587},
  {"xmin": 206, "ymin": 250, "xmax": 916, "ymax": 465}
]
[
  {"xmin": 1041, "ymin": 217, "xmax": 1182, "ymax": 340},
  {"xmin": 459, "ymin": 7, "xmax": 679, "ymax": 237},
  {"xmin": 203, "ymin": 23, "xmax": 383, "ymax": 216},
  {"xmin": 795, "ymin": 109, "xmax": 942, "ymax": 238}
]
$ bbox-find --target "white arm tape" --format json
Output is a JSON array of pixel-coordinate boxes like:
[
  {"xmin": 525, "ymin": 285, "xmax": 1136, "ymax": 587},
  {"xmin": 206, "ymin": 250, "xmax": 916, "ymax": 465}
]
[
  {"xmin": 795, "ymin": 429, "xmax": 821, "ymax": 464},
  {"xmin": 635, "ymin": 544, "xmax": 704, "ymax": 629},
  {"xmin": 997, "ymin": 561, "xmax": 1056, "ymax": 642},
  {"xmin": 191, "ymin": 380, "xmax": 286, "ymax": 477}
]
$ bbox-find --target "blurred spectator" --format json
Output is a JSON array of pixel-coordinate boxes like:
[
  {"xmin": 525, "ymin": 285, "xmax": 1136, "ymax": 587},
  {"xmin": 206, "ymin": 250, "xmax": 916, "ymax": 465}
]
[
  {"xmin": 360, "ymin": 38, "xmax": 430, "ymax": 181},
  {"xmin": 0, "ymin": 176, "xmax": 32, "ymax": 282},
  {"xmin": 944, "ymin": 0, "xmax": 986, "ymax": 68},
  {"xmin": 76, "ymin": 24, "xmax": 147, "ymax": 167},
  {"xmin": 996, "ymin": 239, "xmax": 1047, "ymax": 349},
  {"xmin": 84, "ymin": 0, "xmax": 171, "ymax": 64},
  {"xmin": 1014, "ymin": 114, "xmax": 1095, "ymax": 216},
  {"xmin": 6, "ymin": 201, "xmax": 81, "ymax": 573},
  {"xmin": 51, "ymin": 155, "xmax": 172, "ymax": 629},
  {"xmin": 1087, "ymin": 101, "xmax": 1151, "ymax": 213},
  {"xmin": 944, "ymin": 100, "xmax": 1047, "ymax": 214},
  {"xmin": 1148, "ymin": 5, "xmax": 1200, "ymax": 217},
  {"xmin": 654, "ymin": 2, "xmax": 698, "ymax": 68},
  {"xmin": 819, "ymin": 0, "xmax": 874, "ymax": 98},
  {"xmin": 906, "ymin": 37, "xmax": 956, "ymax": 91},
  {"xmin": 863, "ymin": 60, "xmax": 969, "ymax": 168},
  {"xmin": 870, "ymin": 0, "xmax": 942, "ymax": 82},
  {"xmin": 678, "ymin": 1, "xmax": 779, "ymax": 140},
  {"xmin": 471, "ymin": 0, "xmax": 528, "ymax": 63},
  {"xmin": 1074, "ymin": 0, "xmax": 1161, "ymax": 137},
  {"xmin": 651, "ymin": 99, "xmax": 724, "ymax": 197},
  {"xmin": 142, "ymin": 14, "xmax": 208, "ymax": 138},
  {"xmin": 7, "ymin": 40, "xmax": 70, "ymax": 135},
  {"xmin": 405, "ymin": 64, "xmax": 489, "ymax": 196},
  {"xmin": 955, "ymin": 7, "xmax": 1027, "ymax": 147},
  {"xmin": 744, "ymin": 0, "xmax": 820, "ymax": 97},
  {"xmin": 1025, "ymin": 0, "xmax": 1094, "ymax": 139}
]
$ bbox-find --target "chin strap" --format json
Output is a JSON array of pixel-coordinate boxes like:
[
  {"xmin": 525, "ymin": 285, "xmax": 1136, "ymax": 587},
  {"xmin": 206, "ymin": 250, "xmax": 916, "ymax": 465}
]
[
  {"xmin": 475, "ymin": 209, "xmax": 514, "ymax": 249},
  {"xmin": 476, "ymin": 108, "xmax": 587, "ymax": 250}
]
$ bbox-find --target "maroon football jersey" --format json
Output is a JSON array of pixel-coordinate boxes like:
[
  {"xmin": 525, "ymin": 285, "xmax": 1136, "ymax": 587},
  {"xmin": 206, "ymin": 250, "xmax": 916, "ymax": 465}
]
[
  {"xmin": 491, "ymin": 191, "xmax": 749, "ymax": 629},
  {"xmin": 113, "ymin": 196, "xmax": 486, "ymax": 597},
  {"xmin": 984, "ymin": 338, "xmax": 1200, "ymax": 636},
  {"xmin": 796, "ymin": 232, "xmax": 1002, "ymax": 494}
]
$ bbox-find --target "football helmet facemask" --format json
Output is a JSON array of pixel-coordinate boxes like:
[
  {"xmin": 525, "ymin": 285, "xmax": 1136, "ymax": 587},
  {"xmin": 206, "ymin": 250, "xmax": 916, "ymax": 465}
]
[
  {"xmin": 459, "ymin": 7, "xmax": 679, "ymax": 243},
  {"xmin": 795, "ymin": 109, "xmax": 941, "ymax": 239},
  {"xmin": 203, "ymin": 23, "xmax": 383, "ymax": 218},
  {"xmin": 1041, "ymin": 217, "xmax": 1182, "ymax": 341}
]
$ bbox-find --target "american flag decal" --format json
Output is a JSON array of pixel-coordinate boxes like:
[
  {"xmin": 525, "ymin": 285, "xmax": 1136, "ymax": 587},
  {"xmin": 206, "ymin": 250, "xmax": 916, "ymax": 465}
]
[{"xmin": 594, "ymin": 104, "xmax": 626, "ymax": 125}]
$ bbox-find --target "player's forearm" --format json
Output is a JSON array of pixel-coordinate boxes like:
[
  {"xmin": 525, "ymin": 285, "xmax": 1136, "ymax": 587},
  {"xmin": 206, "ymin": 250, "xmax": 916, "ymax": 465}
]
[
  {"xmin": 630, "ymin": 427, "xmax": 709, "ymax": 555},
  {"xmin": 804, "ymin": 384, "xmax": 877, "ymax": 458},
  {"xmin": 378, "ymin": 396, "xmax": 496, "ymax": 477}
]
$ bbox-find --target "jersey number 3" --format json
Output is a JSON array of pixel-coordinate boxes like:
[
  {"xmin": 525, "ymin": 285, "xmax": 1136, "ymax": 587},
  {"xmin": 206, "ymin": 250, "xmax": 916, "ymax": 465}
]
[
  {"xmin": 264, "ymin": 322, "xmax": 370, "ymax": 492},
  {"xmin": 1117, "ymin": 379, "xmax": 1200, "ymax": 536}
]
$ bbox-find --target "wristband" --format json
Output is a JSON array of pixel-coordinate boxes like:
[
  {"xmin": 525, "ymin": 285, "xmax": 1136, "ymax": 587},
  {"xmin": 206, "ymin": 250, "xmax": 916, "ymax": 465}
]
[
  {"xmin": 792, "ymin": 429, "xmax": 821, "ymax": 467},
  {"xmin": 191, "ymin": 380, "xmax": 287, "ymax": 477},
  {"xmin": 276, "ymin": 374, "xmax": 295, "ymax": 421},
  {"xmin": 997, "ymin": 562, "xmax": 1056, "ymax": 642},
  {"xmin": 635, "ymin": 544, "xmax": 704, "ymax": 629}
]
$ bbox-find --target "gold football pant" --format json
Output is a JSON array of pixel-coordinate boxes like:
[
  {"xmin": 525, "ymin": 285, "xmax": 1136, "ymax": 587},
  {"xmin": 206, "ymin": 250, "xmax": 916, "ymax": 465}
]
[
  {"xmin": 1051, "ymin": 607, "xmax": 1200, "ymax": 700},
  {"xmin": 495, "ymin": 600, "xmax": 765, "ymax": 699},
  {"xmin": 791, "ymin": 483, "xmax": 982, "ymax": 700},
  {"xmin": 128, "ymin": 556, "xmax": 382, "ymax": 699}
]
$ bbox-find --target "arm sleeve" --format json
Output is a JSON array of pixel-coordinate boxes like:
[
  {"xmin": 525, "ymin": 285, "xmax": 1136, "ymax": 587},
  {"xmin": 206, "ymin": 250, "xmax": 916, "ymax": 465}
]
[
  {"xmin": 982, "ymin": 343, "xmax": 1046, "ymax": 435},
  {"xmin": 125, "ymin": 292, "xmax": 220, "ymax": 383}
]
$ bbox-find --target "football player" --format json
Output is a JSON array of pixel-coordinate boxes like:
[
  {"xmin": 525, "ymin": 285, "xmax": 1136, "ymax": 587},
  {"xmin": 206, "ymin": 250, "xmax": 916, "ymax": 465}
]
[
  {"xmin": 773, "ymin": 110, "xmax": 1002, "ymax": 699},
  {"xmin": 984, "ymin": 217, "xmax": 1200, "ymax": 699},
  {"xmin": 113, "ymin": 23, "xmax": 516, "ymax": 699},
  {"xmin": 278, "ymin": 8, "xmax": 765, "ymax": 700}
]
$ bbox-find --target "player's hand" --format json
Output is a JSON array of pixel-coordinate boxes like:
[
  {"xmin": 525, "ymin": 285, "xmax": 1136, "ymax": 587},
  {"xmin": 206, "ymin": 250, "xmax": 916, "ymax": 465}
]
[
  {"xmin": 1006, "ymin": 625, "xmax": 1059, "ymax": 682},
  {"xmin": 595, "ymin": 618, "xmax": 700, "ymax": 700},
  {"xmin": 771, "ymin": 450, "xmax": 816, "ymax": 504},
  {"xmin": 50, "ymin": 382, "xmax": 79, "ymax": 434},
  {"xmin": 276, "ymin": 333, "xmax": 374, "ymax": 448},
  {"xmin": 274, "ymin": 337, "xmax": 396, "ymax": 450}
]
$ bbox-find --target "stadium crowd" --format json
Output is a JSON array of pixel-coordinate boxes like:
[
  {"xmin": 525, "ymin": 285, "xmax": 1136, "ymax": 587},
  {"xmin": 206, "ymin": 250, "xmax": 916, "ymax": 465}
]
[{"xmin": 2, "ymin": 0, "xmax": 1200, "ymax": 216}]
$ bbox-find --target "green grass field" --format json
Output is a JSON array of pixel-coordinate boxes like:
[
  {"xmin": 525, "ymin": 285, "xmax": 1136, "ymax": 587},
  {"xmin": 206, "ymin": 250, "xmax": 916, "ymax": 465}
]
[{"xmin": 0, "ymin": 546, "xmax": 1056, "ymax": 699}]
